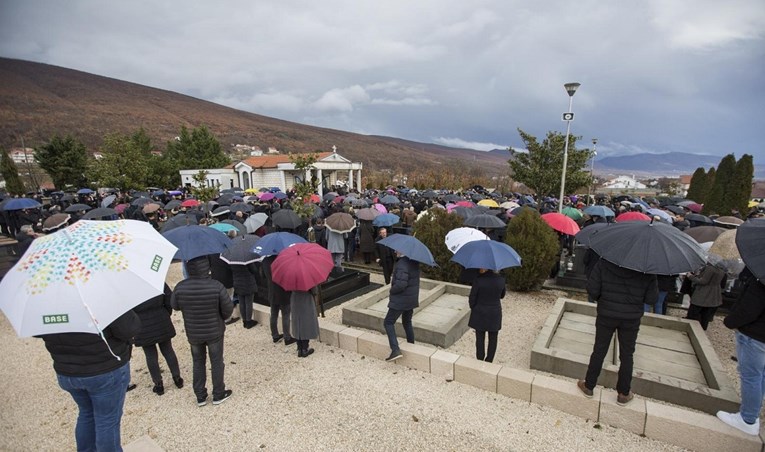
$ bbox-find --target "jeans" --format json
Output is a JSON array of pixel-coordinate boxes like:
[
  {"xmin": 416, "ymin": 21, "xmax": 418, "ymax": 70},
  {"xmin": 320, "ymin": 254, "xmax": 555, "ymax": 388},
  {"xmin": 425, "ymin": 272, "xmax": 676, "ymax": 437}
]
[
  {"xmin": 644, "ymin": 291, "xmax": 667, "ymax": 314},
  {"xmin": 57, "ymin": 362, "xmax": 131, "ymax": 452},
  {"xmin": 383, "ymin": 308, "xmax": 414, "ymax": 352},
  {"xmin": 142, "ymin": 340, "xmax": 181, "ymax": 385},
  {"xmin": 584, "ymin": 316, "xmax": 641, "ymax": 395},
  {"xmin": 736, "ymin": 331, "xmax": 765, "ymax": 424},
  {"xmin": 270, "ymin": 300, "xmax": 292, "ymax": 340},
  {"xmin": 475, "ymin": 330, "xmax": 499, "ymax": 362},
  {"xmin": 190, "ymin": 337, "xmax": 226, "ymax": 401}
]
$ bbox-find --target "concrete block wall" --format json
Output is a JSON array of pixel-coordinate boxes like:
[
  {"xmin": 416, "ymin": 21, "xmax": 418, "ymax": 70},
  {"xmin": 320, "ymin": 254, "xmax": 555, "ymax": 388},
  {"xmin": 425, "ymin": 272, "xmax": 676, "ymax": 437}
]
[{"xmin": 314, "ymin": 319, "xmax": 765, "ymax": 452}]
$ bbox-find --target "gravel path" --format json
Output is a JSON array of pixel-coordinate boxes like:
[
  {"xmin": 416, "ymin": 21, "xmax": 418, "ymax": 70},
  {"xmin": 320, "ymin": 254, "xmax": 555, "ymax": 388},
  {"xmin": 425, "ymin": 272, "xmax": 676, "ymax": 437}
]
[{"xmin": 0, "ymin": 263, "xmax": 736, "ymax": 451}]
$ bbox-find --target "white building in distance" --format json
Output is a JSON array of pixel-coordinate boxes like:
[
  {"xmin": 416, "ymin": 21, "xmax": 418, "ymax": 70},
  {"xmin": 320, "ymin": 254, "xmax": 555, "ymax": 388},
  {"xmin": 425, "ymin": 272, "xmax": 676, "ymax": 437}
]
[{"xmin": 601, "ymin": 175, "xmax": 647, "ymax": 190}]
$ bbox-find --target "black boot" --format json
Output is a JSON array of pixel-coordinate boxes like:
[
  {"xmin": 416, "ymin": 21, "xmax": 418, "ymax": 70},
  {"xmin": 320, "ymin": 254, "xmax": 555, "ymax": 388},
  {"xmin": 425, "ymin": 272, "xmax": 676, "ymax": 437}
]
[
  {"xmin": 173, "ymin": 376, "xmax": 184, "ymax": 389},
  {"xmin": 153, "ymin": 382, "xmax": 165, "ymax": 396}
]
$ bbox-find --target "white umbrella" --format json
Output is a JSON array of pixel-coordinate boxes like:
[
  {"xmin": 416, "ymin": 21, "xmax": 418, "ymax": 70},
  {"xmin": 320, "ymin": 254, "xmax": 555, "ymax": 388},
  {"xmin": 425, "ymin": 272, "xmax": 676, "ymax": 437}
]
[
  {"xmin": 244, "ymin": 212, "xmax": 268, "ymax": 233},
  {"xmin": 0, "ymin": 220, "xmax": 177, "ymax": 338},
  {"xmin": 445, "ymin": 227, "xmax": 490, "ymax": 254}
]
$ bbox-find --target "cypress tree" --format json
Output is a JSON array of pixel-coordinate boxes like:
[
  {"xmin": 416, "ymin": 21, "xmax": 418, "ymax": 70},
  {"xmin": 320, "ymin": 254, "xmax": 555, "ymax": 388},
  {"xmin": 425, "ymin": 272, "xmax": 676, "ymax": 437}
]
[
  {"xmin": 685, "ymin": 167, "xmax": 707, "ymax": 203},
  {"xmin": 703, "ymin": 154, "xmax": 736, "ymax": 215},
  {"xmin": 0, "ymin": 147, "xmax": 26, "ymax": 195},
  {"xmin": 703, "ymin": 167, "xmax": 716, "ymax": 205},
  {"xmin": 411, "ymin": 208, "xmax": 465, "ymax": 283},
  {"xmin": 732, "ymin": 154, "xmax": 754, "ymax": 216}
]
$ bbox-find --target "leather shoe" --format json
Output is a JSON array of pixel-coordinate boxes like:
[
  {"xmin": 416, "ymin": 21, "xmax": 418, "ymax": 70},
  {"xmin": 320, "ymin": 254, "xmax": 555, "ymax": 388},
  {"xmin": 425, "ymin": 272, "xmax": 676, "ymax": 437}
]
[{"xmin": 272, "ymin": 334, "xmax": 284, "ymax": 343}]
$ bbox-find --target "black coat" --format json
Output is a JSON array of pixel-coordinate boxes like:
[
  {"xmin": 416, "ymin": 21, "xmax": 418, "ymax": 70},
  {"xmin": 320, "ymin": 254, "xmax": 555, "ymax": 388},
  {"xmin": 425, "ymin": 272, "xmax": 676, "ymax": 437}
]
[
  {"xmin": 468, "ymin": 272, "xmax": 506, "ymax": 332},
  {"xmin": 587, "ymin": 259, "xmax": 658, "ymax": 320},
  {"xmin": 388, "ymin": 256, "xmax": 420, "ymax": 310},
  {"xmin": 208, "ymin": 253, "xmax": 234, "ymax": 288},
  {"xmin": 230, "ymin": 262, "xmax": 258, "ymax": 295},
  {"xmin": 171, "ymin": 257, "xmax": 234, "ymax": 344},
  {"xmin": 263, "ymin": 256, "xmax": 290, "ymax": 305},
  {"xmin": 724, "ymin": 267, "xmax": 765, "ymax": 343},
  {"xmin": 133, "ymin": 284, "xmax": 176, "ymax": 347}
]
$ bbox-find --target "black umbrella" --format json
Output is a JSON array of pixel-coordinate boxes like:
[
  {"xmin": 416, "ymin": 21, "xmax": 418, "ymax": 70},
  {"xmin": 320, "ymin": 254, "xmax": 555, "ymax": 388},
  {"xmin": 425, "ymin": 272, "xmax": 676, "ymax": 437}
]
[
  {"xmin": 220, "ymin": 219, "xmax": 247, "ymax": 236},
  {"xmin": 60, "ymin": 194, "xmax": 75, "ymax": 202},
  {"xmin": 574, "ymin": 222, "xmax": 610, "ymax": 246},
  {"xmin": 160, "ymin": 214, "xmax": 199, "ymax": 233},
  {"xmin": 217, "ymin": 194, "xmax": 235, "ymax": 205},
  {"xmin": 164, "ymin": 199, "xmax": 183, "ymax": 211},
  {"xmin": 684, "ymin": 225, "xmax": 727, "ymax": 244},
  {"xmin": 229, "ymin": 202, "xmax": 252, "ymax": 213},
  {"xmin": 422, "ymin": 190, "xmax": 438, "ymax": 199},
  {"xmin": 463, "ymin": 214, "xmax": 506, "ymax": 229},
  {"xmin": 220, "ymin": 234, "xmax": 262, "ymax": 265},
  {"xmin": 589, "ymin": 221, "xmax": 706, "ymax": 275},
  {"xmin": 736, "ymin": 218, "xmax": 765, "ymax": 280},
  {"xmin": 131, "ymin": 197, "xmax": 153, "ymax": 207},
  {"xmin": 451, "ymin": 206, "xmax": 475, "ymax": 220},
  {"xmin": 664, "ymin": 205, "xmax": 685, "ymax": 215},
  {"xmin": 271, "ymin": 209, "xmax": 302, "ymax": 229},
  {"xmin": 211, "ymin": 206, "xmax": 231, "ymax": 217},
  {"xmin": 82, "ymin": 207, "xmax": 118, "ymax": 220},
  {"xmin": 64, "ymin": 203, "xmax": 92, "ymax": 213},
  {"xmin": 444, "ymin": 194, "xmax": 461, "ymax": 203}
]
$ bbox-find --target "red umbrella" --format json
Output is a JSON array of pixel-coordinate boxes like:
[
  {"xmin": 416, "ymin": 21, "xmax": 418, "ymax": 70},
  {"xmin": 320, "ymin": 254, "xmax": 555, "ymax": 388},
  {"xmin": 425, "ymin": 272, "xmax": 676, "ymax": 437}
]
[
  {"xmin": 615, "ymin": 211, "xmax": 652, "ymax": 222},
  {"xmin": 306, "ymin": 193, "xmax": 321, "ymax": 203},
  {"xmin": 541, "ymin": 212, "xmax": 581, "ymax": 236},
  {"xmin": 271, "ymin": 243, "xmax": 333, "ymax": 291},
  {"xmin": 685, "ymin": 202, "xmax": 702, "ymax": 213},
  {"xmin": 180, "ymin": 199, "xmax": 200, "ymax": 208},
  {"xmin": 456, "ymin": 200, "xmax": 475, "ymax": 208}
]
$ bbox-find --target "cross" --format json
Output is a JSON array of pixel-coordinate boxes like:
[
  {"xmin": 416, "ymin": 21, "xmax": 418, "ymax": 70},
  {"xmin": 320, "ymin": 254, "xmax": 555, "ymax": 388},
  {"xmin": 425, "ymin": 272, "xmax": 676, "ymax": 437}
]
[{"xmin": 332, "ymin": 145, "xmax": 337, "ymax": 153}]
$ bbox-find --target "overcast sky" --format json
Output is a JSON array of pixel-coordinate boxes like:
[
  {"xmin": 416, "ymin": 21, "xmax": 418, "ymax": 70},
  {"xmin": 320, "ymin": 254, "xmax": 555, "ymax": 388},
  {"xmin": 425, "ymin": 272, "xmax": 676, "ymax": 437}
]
[{"xmin": 1, "ymin": 1, "xmax": 764, "ymax": 163}]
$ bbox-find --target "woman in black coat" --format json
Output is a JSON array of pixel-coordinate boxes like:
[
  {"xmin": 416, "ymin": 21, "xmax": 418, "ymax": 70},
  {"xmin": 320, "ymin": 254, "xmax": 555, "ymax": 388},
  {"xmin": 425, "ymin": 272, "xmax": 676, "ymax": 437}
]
[
  {"xmin": 468, "ymin": 269, "xmax": 506, "ymax": 362},
  {"xmin": 133, "ymin": 284, "xmax": 183, "ymax": 395}
]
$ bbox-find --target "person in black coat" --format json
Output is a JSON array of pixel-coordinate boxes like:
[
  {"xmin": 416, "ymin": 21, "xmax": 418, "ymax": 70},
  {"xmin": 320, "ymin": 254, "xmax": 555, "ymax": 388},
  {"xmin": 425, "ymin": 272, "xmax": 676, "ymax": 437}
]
[
  {"xmin": 229, "ymin": 262, "xmax": 259, "ymax": 329},
  {"xmin": 383, "ymin": 254, "xmax": 420, "ymax": 362},
  {"xmin": 262, "ymin": 255, "xmax": 296, "ymax": 344},
  {"xmin": 375, "ymin": 228, "xmax": 395, "ymax": 284},
  {"xmin": 133, "ymin": 284, "xmax": 183, "ymax": 395},
  {"xmin": 578, "ymin": 259, "xmax": 658, "ymax": 405},
  {"xmin": 468, "ymin": 269, "xmax": 506, "ymax": 362}
]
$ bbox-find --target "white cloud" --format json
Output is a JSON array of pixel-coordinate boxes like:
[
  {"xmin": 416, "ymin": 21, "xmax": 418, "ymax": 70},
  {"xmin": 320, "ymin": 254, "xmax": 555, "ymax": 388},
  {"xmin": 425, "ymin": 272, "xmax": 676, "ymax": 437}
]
[
  {"xmin": 313, "ymin": 85, "xmax": 370, "ymax": 112},
  {"xmin": 432, "ymin": 137, "xmax": 508, "ymax": 152}
]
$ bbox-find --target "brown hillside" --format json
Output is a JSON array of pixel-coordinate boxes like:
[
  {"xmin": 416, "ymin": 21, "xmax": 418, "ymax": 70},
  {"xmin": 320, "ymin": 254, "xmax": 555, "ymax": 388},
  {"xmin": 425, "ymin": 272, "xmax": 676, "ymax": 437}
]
[{"xmin": 0, "ymin": 58, "xmax": 508, "ymax": 180}]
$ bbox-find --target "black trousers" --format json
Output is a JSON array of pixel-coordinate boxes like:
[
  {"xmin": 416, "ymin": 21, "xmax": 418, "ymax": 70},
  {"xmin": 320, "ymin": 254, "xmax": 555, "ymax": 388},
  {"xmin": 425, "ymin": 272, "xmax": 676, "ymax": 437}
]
[
  {"xmin": 687, "ymin": 305, "xmax": 718, "ymax": 330},
  {"xmin": 584, "ymin": 316, "xmax": 641, "ymax": 395},
  {"xmin": 142, "ymin": 340, "xmax": 181, "ymax": 385},
  {"xmin": 475, "ymin": 330, "xmax": 499, "ymax": 362}
]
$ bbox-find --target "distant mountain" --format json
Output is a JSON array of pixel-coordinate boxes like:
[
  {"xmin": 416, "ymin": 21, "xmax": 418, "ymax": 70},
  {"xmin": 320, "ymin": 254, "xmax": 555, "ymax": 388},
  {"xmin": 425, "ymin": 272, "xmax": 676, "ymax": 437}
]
[
  {"xmin": 0, "ymin": 58, "xmax": 507, "ymax": 179},
  {"xmin": 596, "ymin": 152, "xmax": 765, "ymax": 179}
]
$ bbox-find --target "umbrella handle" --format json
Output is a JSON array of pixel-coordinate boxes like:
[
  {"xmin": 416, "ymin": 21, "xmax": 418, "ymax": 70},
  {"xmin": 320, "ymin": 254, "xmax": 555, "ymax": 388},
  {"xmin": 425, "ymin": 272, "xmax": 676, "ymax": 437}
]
[{"xmin": 81, "ymin": 300, "xmax": 122, "ymax": 362}]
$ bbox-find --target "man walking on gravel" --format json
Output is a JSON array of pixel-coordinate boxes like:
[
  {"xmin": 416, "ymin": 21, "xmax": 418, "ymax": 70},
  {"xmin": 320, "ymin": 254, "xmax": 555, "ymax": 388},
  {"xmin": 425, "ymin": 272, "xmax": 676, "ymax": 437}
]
[{"xmin": 383, "ymin": 252, "xmax": 420, "ymax": 362}]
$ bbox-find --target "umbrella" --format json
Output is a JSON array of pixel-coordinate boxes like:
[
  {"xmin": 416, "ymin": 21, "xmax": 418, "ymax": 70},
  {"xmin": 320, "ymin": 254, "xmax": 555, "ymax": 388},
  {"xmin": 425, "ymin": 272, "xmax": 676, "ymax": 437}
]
[
  {"xmin": 305, "ymin": 203, "xmax": 324, "ymax": 218},
  {"xmin": 665, "ymin": 205, "xmax": 685, "ymax": 215},
  {"xmin": 64, "ymin": 203, "xmax": 93, "ymax": 213},
  {"xmin": 76, "ymin": 188, "xmax": 94, "ymax": 195},
  {"xmin": 714, "ymin": 216, "xmax": 744, "ymax": 227},
  {"xmin": 646, "ymin": 208, "xmax": 673, "ymax": 223},
  {"xmin": 274, "ymin": 192, "xmax": 288, "ymax": 200},
  {"xmin": 211, "ymin": 206, "xmax": 231, "ymax": 217},
  {"xmin": 451, "ymin": 240, "xmax": 522, "ymax": 271},
  {"xmin": 355, "ymin": 207, "xmax": 381, "ymax": 221},
  {"xmin": 131, "ymin": 197, "xmax": 154, "ymax": 207},
  {"xmin": 686, "ymin": 213, "xmax": 714, "ymax": 225},
  {"xmin": 168, "ymin": 190, "xmax": 183, "ymax": 196},
  {"xmin": 323, "ymin": 192, "xmax": 338, "ymax": 202},
  {"xmin": 373, "ymin": 203, "xmax": 388, "ymax": 214},
  {"xmin": 254, "ymin": 232, "xmax": 307, "ymax": 257},
  {"xmin": 684, "ymin": 226, "xmax": 726, "ymax": 244},
  {"xmin": 82, "ymin": 207, "xmax": 118, "ymax": 220},
  {"xmin": 736, "ymin": 219, "xmax": 765, "ymax": 280},
  {"xmin": 373, "ymin": 213, "xmax": 400, "ymax": 227},
  {"xmin": 162, "ymin": 225, "xmax": 233, "ymax": 261},
  {"xmin": 229, "ymin": 202, "xmax": 252, "ymax": 213},
  {"xmin": 583, "ymin": 205, "xmax": 615, "ymax": 218},
  {"xmin": 42, "ymin": 213, "xmax": 71, "ymax": 232},
  {"xmin": 377, "ymin": 234, "xmax": 437, "ymax": 266},
  {"xmin": 244, "ymin": 212, "xmax": 269, "ymax": 233},
  {"xmin": 216, "ymin": 194, "xmax": 235, "ymax": 205},
  {"xmin": 450, "ymin": 206, "xmax": 476, "ymax": 220},
  {"xmin": 180, "ymin": 199, "xmax": 200, "ymax": 208},
  {"xmin": 272, "ymin": 209, "xmax": 302, "ymax": 229},
  {"xmin": 380, "ymin": 194, "xmax": 400, "ymax": 205},
  {"xmin": 541, "ymin": 213, "xmax": 581, "ymax": 236},
  {"xmin": 443, "ymin": 194, "xmax": 461, "ymax": 203},
  {"xmin": 477, "ymin": 199, "xmax": 499, "ymax": 208},
  {"xmin": 220, "ymin": 219, "xmax": 247, "ymax": 236},
  {"xmin": 2, "ymin": 198, "xmax": 42, "ymax": 211},
  {"xmin": 220, "ymin": 234, "xmax": 262, "ymax": 265},
  {"xmin": 325, "ymin": 212, "xmax": 356, "ymax": 233},
  {"xmin": 684, "ymin": 203, "xmax": 703, "ymax": 213},
  {"xmin": 444, "ymin": 227, "xmax": 490, "ymax": 254},
  {"xmin": 160, "ymin": 214, "xmax": 199, "ymax": 233},
  {"xmin": 589, "ymin": 221, "xmax": 707, "ymax": 275},
  {"xmin": 60, "ymin": 194, "xmax": 75, "ymax": 202},
  {"xmin": 455, "ymin": 200, "xmax": 475, "ymax": 208},
  {"xmin": 209, "ymin": 222, "xmax": 239, "ymax": 234},
  {"xmin": 0, "ymin": 220, "xmax": 176, "ymax": 337},
  {"xmin": 561, "ymin": 206, "xmax": 583, "ymax": 221},
  {"xmin": 307, "ymin": 193, "xmax": 321, "ymax": 203},
  {"xmin": 271, "ymin": 243, "xmax": 333, "ymax": 292},
  {"xmin": 709, "ymin": 229, "xmax": 739, "ymax": 260},
  {"xmin": 464, "ymin": 214, "xmax": 506, "ymax": 229},
  {"xmin": 422, "ymin": 190, "xmax": 438, "ymax": 199},
  {"xmin": 500, "ymin": 201, "xmax": 520, "ymax": 210},
  {"xmin": 615, "ymin": 212, "xmax": 651, "ymax": 222},
  {"xmin": 574, "ymin": 222, "xmax": 610, "ymax": 246},
  {"xmin": 143, "ymin": 203, "xmax": 161, "ymax": 214},
  {"xmin": 101, "ymin": 194, "xmax": 117, "ymax": 208},
  {"xmin": 114, "ymin": 203, "xmax": 130, "ymax": 215},
  {"xmin": 164, "ymin": 199, "xmax": 182, "ymax": 211}
]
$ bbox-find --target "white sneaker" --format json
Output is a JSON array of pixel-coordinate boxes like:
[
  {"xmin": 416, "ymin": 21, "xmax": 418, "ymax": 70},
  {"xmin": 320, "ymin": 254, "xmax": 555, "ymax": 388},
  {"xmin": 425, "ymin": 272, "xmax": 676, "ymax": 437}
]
[{"xmin": 716, "ymin": 411, "xmax": 760, "ymax": 436}]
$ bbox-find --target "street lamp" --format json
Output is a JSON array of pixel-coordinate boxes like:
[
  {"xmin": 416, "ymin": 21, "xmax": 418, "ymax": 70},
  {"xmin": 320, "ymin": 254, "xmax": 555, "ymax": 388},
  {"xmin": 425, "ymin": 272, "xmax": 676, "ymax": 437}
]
[
  {"xmin": 589, "ymin": 138, "xmax": 597, "ymax": 205},
  {"xmin": 558, "ymin": 82, "xmax": 580, "ymax": 213}
]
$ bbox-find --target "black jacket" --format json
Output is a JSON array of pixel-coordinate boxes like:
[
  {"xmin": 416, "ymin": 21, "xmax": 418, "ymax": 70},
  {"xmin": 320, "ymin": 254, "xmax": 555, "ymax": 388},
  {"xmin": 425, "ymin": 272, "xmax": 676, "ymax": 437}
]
[
  {"xmin": 133, "ymin": 284, "xmax": 176, "ymax": 347},
  {"xmin": 468, "ymin": 272, "xmax": 506, "ymax": 332},
  {"xmin": 263, "ymin": 256, "xmax": 290, "ymax": 305},
  {"xmin": 230, "ymin": 262, "xmax": 258, "ymax": 295},
  {"xmin": 208, "ymin": 253, "xmax": 234, "ymax": 288},
  {"xmin": 724, "ymin": 268, "xmax": 765, "ymax": 343},
  {"xmin": 388, "ymin": 256, "xmax": 420, "ymax": 310},
  {"xmin": 587, "ymin": 259, "xmax": 658, "ymax": 320},
  {"xmin": 41, "ymin": 310, "xmax": 140, "ymax": 377},
  {"xmin": 171, "ymin": 257, "xmax": 234, "ymax": 344}
]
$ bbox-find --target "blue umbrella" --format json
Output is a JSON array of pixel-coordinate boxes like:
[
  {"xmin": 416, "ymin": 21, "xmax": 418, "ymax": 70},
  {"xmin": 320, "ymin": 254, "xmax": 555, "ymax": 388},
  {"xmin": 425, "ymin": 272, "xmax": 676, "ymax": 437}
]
[
  {"xmin": 647, "ymin": 208, "xmax": 673, "ymax": 223},
  {"xmin": 162, "ymin": 225, "xmax": 233, "ymax": 261},
  {"xmin": 77, "ymin": 188, "xmax": 94, "ymax": 195},
  {"xmin": 1, "ymin": 197, "xmax": 42, "ymax": 211},
  {"xmin": 254, "ymin": 232, "xmax": 307, "ymax": 257},
  {"xmin": 209, "ymin": 222, "xmax": 239, "ymax": 234},
  {"xmin": 373, "ymin": 213, "xmax": 400, "ymax": 227},
  {"xmin": 583, "ymin": 205, "xmax": 615, "ymax": 218},
  {"xmin": 380, "ymin": 194, "xmax": 400, "ymax": 205},
  {"xmin": 377, "ymin": 234, "xmax": 437, "ymax": 266},
  {"xmin": 451, "ymin": 240, "xmax": 522, "ymax": 271},
  {"xmin": 274, "ymin": 192, "xmax": 288, "ymax": 200}
]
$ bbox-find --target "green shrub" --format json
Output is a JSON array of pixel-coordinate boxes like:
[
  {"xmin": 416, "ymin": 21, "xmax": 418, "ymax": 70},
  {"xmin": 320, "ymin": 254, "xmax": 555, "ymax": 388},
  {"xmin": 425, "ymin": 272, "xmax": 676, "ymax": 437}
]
[
  {"xmin": 412, "ymin": 208, "xmax": 464, "ymax": 283},
  {"xmin": 504, "ymin": 209, "xmax": 559, "ymax": 291}
]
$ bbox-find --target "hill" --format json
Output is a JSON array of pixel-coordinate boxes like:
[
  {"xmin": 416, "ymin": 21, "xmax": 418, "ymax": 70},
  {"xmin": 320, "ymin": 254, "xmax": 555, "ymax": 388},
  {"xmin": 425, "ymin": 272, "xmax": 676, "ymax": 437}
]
[
  {"xmin": 597, "ymin": 152, "xmax": 765, "ymax": 179},
  {"xmin": 0, "ymin": 57, "xmax": 508, "ymax": 180}
]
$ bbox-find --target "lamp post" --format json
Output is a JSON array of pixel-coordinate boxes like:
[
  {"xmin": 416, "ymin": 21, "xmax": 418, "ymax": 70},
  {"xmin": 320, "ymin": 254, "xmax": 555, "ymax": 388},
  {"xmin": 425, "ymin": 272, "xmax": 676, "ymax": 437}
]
[
  {"xmin": 589, "ymin": 138, "xmax": 597, "ymax": 205},
  {"xmin": 558, "ymin": 82, "xmax": 580, "ymax": 213}
]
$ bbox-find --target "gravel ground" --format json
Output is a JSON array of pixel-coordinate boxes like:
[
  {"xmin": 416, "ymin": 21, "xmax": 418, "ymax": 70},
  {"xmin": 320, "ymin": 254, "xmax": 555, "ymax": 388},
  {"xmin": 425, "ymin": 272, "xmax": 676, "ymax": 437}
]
[{"xmin": 0, "ymin": 263, "xmax": 738, "ymax": 451}]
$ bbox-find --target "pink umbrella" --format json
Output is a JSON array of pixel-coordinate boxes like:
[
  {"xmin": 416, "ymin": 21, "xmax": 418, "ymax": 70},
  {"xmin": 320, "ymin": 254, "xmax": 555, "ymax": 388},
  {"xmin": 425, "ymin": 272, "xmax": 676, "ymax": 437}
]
[
  {"xmin": 541, "ymin": 212, "xmax": 581, "ymax": 236},
  {"xmin": 456, "ymin": 200, "xmax": 475, "ymax": 208},
  {"xmin": 114, "ymin": 203, "xmax": 130, "ymax": 214},
  {"xmin": 271, "ymin": 243, "xmax": 333, "ymax": 291},
  {"xmin": 685, "ymin": 202, "xmax": 702, "ymax": 213},
  {"xmin": 373, "ymin": 203, "xmax": 388, "ymax": 214},
  {"xmin": 259, "ymin": 192, "xmax": 275, "ymax": 201},
  {"xmin": 615, "ymin": 211, "xmax": 652, "ymax": 222}
]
